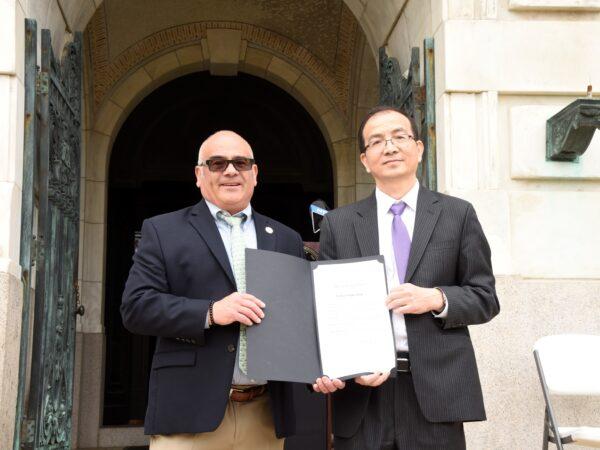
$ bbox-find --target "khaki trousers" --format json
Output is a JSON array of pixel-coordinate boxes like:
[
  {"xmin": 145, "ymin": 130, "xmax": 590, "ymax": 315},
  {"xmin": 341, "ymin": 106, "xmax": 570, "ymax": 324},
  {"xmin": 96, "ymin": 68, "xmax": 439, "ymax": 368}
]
[{"xmin": 149, "ymin": 394, "xmax": 284, "ymax": 450}]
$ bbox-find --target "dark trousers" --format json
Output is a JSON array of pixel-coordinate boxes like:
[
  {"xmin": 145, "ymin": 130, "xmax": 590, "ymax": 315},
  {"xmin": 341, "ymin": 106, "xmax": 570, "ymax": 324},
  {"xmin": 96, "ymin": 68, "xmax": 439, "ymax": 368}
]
[{"xmin": 334, "ymin": 373, "xmax": 466, "ymax": 450}]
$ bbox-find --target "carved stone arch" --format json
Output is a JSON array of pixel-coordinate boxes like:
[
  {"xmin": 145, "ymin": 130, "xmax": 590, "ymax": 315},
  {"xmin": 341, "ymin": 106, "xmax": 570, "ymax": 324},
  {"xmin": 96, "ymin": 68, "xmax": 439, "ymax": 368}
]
[
  {"xmin": 79, "ymin": 37, "xmax": 356, "ymax": 330},
  {"xmin": 78, "ymin": 42, "xmax": 355, "ymax": 447},
  {"xmin": 86, "ymin": 12, "xmax": 358, "ymax": 109},
  {"xmin": 74, "ymin": 5, "xmax": 378, "ymax": 446},
  {"xmin": 86, "ymin": 40, "xmax": 352, "ymax": 188}
]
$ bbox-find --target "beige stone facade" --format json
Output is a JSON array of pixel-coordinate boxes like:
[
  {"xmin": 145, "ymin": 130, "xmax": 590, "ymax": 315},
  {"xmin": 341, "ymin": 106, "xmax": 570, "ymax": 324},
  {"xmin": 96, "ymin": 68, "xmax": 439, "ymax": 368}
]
[{"xmin": 1, "ymin": 1, "xmax": 600, "ymax": 449}]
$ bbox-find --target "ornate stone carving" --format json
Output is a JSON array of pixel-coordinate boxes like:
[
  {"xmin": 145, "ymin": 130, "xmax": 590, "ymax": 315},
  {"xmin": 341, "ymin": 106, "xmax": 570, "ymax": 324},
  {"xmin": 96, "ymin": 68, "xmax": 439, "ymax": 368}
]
[{"xmin": 85, "ymin": 3, "xmax": 359, "ymax": 116}]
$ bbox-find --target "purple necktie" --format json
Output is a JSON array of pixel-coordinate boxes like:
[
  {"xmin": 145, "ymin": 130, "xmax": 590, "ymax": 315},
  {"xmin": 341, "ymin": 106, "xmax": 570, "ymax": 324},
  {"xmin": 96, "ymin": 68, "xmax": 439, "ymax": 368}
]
[{"xmin": 390, "ymin": 202, "xmax": 411, "ymax": 283}]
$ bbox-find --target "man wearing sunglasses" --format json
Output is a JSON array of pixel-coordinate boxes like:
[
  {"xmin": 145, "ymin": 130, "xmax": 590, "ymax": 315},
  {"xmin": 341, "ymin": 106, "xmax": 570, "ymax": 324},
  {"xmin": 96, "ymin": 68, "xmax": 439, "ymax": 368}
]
[
  {"xmin": 121, "ymin": 130, "xmax": 304, "ymax": 449},
  {"xmin": 312, "ymin": 106, "xmax": 499, "ymax": 449}
]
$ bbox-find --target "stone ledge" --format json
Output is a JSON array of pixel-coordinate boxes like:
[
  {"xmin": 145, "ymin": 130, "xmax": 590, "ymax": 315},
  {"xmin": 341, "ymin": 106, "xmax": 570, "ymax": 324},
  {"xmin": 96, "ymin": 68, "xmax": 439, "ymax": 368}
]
[
  {"xmin": 98, "ymin": 426, "xmax": 148, "ymax": 447},
  {"xmin": 439, "ymin": 20, "xmax": 600, "ymax": 94},
  {"xmin": 510, "ymin": 104, "xmax": 600, "ymax": 180},
  {"xmin": 509, "ymin": 0, "xmax": 600, "ymax": 10}
]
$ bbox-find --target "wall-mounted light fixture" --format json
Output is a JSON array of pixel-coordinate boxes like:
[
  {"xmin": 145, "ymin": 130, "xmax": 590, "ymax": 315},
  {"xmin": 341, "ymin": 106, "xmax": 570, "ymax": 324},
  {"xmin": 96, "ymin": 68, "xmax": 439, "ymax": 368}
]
[{"xmin": 546, "ymin": 86, "xmax": 600, "ymax": 162}]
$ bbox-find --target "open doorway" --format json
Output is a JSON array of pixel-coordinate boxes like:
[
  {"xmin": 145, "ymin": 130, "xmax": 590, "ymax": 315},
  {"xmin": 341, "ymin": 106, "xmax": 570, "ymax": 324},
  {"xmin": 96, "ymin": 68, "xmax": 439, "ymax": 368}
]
[{"xmin": 103, "ymin": 71, "xmax": 333, "ymax": 447}]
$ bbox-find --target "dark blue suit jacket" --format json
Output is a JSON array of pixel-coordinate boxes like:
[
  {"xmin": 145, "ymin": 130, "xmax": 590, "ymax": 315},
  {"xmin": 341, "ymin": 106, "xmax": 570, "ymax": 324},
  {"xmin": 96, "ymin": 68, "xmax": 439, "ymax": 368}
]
[{"xmin": 121, "ymin": 199, "xmax": 304, "ymax": 436}]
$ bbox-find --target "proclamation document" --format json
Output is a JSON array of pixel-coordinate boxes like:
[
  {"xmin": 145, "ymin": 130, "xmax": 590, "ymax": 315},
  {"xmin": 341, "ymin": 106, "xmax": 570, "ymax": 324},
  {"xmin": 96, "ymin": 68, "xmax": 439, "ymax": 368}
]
[
  {"xmin": 246, "ymin": 249, "xmax": 397, "ymax": 383},
  {"xmin": 312, "ymin": 258, "xmax": 396, "ymax": 379}
]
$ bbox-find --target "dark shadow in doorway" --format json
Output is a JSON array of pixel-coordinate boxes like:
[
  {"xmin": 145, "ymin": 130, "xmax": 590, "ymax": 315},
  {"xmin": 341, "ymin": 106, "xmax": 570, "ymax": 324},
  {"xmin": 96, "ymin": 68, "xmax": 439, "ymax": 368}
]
[{"xmin": 104, "ymin": 72, "xmax": 333, "ymax": 449}]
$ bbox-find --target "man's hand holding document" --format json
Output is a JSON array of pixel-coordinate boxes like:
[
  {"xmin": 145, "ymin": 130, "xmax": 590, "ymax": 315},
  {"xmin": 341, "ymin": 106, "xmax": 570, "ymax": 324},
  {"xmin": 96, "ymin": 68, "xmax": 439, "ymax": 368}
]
[{"xmin": 245, "ymin": 249, "xmax": 396, "ymax": 384}]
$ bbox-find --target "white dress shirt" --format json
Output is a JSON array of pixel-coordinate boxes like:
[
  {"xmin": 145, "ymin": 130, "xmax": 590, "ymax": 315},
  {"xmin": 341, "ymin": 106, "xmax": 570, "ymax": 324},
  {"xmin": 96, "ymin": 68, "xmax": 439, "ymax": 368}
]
[{"xmin": 376, "ymin": 181, "xmax": 448, "ymax": 352}]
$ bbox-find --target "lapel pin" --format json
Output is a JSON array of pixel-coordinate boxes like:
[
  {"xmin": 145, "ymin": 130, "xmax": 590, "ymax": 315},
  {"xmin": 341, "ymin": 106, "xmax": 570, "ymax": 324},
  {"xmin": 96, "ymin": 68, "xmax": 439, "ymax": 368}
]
[{"xmin": 265, "ymin": 226, "xmax": 274, "ymax": 234}]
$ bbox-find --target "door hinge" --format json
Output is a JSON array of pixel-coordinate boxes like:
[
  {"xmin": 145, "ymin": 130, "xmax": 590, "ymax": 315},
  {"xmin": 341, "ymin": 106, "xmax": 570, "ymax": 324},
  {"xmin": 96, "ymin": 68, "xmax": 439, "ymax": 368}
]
[
  {"xmin": 31, "ymin": 236, "xmax": 37, "ymax": 267},
  {"xmin": 74, "ymin": 280, "xmax": 85, "ymax": 316},
  {"xmin": 414, "ymin": 85, "xmax": 426, "ymax": 106},
  {"xmin": 31, "ymin": 235, "xmax": 44, "ymax": 267},
  {"xmin": 20, "ymin": 417, "xmax": 35, "ymax": 444},
  {"xmin": 36, "ymin": 72, "xmax": 49, "ymax": 95}
]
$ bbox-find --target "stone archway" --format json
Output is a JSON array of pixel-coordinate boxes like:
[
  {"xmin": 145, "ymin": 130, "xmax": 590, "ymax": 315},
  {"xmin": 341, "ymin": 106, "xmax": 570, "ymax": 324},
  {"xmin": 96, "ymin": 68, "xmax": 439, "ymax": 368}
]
[
  {"xmin": 103, "ymin": 72, "xmax": 333, "ymax": 442},
  {"xmin": 84, "ymin": 35, "xmax": 356, "ymax": 197},
  {"xmin": 76, "ymin": 49, "xmax": 360, "ymax": 449},
  {"xmin": 75, "ymin": 5, "xmax": 380, "ymax": 446}
]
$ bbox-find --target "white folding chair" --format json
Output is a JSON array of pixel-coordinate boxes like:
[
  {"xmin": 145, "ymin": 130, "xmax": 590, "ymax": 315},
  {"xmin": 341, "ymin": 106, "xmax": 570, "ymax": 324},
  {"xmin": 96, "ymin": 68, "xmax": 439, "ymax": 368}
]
[{"xmin": 534, "ymin": 334, "xmax": 600, "ymax": 449}]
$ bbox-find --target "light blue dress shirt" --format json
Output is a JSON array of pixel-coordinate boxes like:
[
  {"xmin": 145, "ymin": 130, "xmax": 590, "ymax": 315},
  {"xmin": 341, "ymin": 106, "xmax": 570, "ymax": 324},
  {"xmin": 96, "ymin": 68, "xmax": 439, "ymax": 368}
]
[{"xmin": 204, "ymin": 200, "xmax": 265, "ymax": 386}]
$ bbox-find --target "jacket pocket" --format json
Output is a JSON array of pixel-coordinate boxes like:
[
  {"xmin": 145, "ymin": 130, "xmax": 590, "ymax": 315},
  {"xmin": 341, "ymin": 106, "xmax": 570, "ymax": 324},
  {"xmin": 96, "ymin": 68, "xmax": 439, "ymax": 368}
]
[
  {"xmin": 152, "ymin": 350, "xmax": 196, "ymax": 369},
  {"xmin": 427, "ymin": 240, "xmax": 457, "ymax": 251}
]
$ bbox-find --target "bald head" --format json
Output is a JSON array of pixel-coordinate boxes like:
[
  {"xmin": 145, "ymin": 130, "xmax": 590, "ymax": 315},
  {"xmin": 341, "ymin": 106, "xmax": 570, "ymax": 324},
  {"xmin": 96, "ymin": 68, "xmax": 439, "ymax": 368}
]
[
  {"xmin": 194, "ymin": 129, "xmax": 258, "ymax": 215},
  {"xmin": 198, "ymin": 130, "xmax": 253, "ymax": 164}
]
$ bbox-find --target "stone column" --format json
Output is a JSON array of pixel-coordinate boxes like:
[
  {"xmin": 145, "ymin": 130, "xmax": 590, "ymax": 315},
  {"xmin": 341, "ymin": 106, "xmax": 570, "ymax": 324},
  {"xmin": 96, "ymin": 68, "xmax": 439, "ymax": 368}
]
[{"xmin": 0, "ymin": 1, "xmax": 26, "ymax": 448}]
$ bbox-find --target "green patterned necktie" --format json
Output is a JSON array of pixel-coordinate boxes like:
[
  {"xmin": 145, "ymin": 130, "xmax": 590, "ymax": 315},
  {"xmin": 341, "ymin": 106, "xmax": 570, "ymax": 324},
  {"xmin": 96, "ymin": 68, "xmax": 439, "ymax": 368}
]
[{"xmin": 217, "ymin": 211, "xmax": 248, "ymax": 374}]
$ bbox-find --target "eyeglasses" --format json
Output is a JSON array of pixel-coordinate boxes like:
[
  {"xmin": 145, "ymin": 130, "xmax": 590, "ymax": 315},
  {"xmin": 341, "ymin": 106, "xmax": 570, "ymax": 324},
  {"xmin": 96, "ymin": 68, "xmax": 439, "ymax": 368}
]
[
  {"xmin": 364, "ymin": 134, "xmax": 414, "ymax": 152},
  {"xmin": 198, "ymin": 157, "xmax": 255, "ymax": 172}
]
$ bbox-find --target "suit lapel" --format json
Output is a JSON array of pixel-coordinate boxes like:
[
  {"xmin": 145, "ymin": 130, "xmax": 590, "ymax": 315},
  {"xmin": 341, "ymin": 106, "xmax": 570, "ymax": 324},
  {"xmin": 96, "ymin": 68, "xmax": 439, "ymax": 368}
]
[
  {"xmin": 188, "ymin": 200, "xmax": 236, "ymax": 286},
  {"xmin": 353, "ymin": 193, "xmax": 380, "ymax": 257},
  {"xmin": 253, "ymin": 210, "xmax": 277, "ymax": 252},
  {"xmin": 405, "ymin": 187, "xmax": 441, "ymax": 282}
]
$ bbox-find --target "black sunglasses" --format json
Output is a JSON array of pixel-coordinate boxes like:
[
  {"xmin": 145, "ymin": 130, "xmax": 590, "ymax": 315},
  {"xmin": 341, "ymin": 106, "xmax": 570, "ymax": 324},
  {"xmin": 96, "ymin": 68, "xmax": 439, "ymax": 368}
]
[{"xmin": 199, "ymin": 157, "xmax": 255, "ymax": 172}]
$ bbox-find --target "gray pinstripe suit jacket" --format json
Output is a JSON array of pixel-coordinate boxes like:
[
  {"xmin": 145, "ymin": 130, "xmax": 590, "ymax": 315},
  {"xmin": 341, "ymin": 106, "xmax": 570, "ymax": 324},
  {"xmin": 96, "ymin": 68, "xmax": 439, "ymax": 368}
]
[{"xmin": 319, "ymin": 186, "xmax": 500, "ymax": 438}]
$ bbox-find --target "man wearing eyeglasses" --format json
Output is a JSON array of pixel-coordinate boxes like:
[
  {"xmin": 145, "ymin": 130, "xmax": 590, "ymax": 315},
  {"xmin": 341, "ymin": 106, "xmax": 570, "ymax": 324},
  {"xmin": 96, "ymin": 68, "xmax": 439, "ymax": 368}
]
[
  {"xmin": 312, "ymin": 106, "xmax": 499, "ymax": 449},
  {"xmin": 121, "ymin": 130, "xmax": 304, "ymax": 449}
]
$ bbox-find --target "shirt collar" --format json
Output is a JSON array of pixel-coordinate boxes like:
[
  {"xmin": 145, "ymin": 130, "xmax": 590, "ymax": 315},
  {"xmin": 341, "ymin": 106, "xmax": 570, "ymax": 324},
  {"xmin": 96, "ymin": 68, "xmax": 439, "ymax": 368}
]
[
  {"xmin": 205, "ymin": 200, "xmax": 253, "ymax": 222},
  {"xmin": 375, "ymin": 180, "xmax": 420, "ymax": 214}
]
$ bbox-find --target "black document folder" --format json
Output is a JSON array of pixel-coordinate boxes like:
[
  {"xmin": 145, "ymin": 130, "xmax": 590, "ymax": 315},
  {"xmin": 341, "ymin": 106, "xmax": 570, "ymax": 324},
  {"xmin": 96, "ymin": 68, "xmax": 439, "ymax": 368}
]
[{"xmin": 245, "ymin": 248, "xmax": 396, "ymax": 384}]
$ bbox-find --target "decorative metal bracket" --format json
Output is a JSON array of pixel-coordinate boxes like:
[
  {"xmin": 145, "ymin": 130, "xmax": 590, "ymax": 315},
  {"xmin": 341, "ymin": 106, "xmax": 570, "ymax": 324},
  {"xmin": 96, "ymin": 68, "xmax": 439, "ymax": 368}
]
[
  {"xmin": 378, "ymin": 40, "xmax": 436, "ymax": 191},
  {"xmin": 379, "ymin": 47, "xmax": 423, "ymax": 133},
  {"xmin": 546, "ymin": 98, "xmax": 600, "ymax": 162},
  {"xmin": 36, "ymin": 71, "xmax": 48, "ymax": 95},
  {"xmin": 20, "ymin": 418, "xmax": 35, "ymax": 444}
]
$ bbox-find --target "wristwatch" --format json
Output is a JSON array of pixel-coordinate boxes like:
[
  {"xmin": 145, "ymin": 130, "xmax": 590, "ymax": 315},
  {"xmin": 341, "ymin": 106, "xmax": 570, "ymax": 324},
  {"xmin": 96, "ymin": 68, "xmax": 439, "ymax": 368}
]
[{"xmin": 433, "ymin": 287, "xmax": 447, "ymax": 315}]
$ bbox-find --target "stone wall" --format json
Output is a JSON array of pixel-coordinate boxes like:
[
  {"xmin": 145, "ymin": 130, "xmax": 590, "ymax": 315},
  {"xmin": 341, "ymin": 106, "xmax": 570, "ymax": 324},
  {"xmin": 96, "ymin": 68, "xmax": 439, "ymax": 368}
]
[
  {"xmin": 2, "ymin": 1, "xmax": 600, "ymax": 449},
  {"xmin": 0, "ymin": 272, "xmax": 23, "ymax": 450},
  {"xmin": 0, "ymin": 1, "xmax": 26, "ymax": 448},
  {"xmin": 376, "ymin": 1, "xmax": 600, "ymax": 448},
  {"xmin": 471, "ymin": 277, "xmax": 600, "ymax": 449}
]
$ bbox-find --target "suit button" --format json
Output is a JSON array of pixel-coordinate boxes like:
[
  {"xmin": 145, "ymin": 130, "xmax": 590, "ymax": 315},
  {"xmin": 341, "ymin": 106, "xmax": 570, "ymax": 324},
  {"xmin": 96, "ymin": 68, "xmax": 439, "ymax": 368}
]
[{"xmin": 227, "ymin": 344, "xmax": 236, "ymax": 353}]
